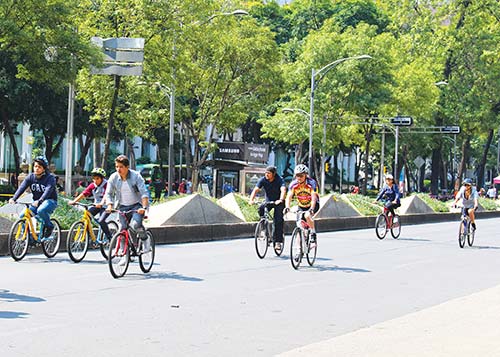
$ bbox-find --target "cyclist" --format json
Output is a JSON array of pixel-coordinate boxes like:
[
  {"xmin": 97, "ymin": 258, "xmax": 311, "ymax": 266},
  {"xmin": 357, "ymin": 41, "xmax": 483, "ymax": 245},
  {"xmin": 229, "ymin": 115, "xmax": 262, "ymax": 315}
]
[
  {"xmin": 69, "ymin": 167, "xmax": 113, "ymax": 243},
  {"xmin": 104, "ymin": 155, "xmax": 150, "ymax": 246},
  {"xmin": 8, "ymin": 156, "xmax": 58, "ymax": 238},
  {"xmin": 284, "ymin": 164, "xmax": 319, "ymax": 243},
  {"xmin": 453, "ymin": 178, "xmax": 479, "ymax": 230},
  {"xmin": 249, "ymin": 166, "xmax": 287, "ymax": 251},
  {"xmin": 373, "ymin": 174, "xmax": 401, "ymax": 216}
]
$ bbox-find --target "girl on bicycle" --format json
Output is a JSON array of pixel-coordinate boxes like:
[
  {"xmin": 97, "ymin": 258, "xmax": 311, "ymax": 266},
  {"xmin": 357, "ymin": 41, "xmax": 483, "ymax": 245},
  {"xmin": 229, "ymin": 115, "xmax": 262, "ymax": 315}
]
[
  {"xmin": 69, "ymin": 167, "xmax": 113, "ymax": 242},
  {"xmin": 284, "ymin": 164, "xmax": 319, "ymax": 243},
  {"xmin": 9, "ymin": 156, "xmax": 58, "ymax": 238},
  {"xmin": 453, "ymin": 178, "xmax": 479, "ymax": 230},
  {"xmin": 373, "ymin": 174, "xmax": 401, "ymax": 216}
]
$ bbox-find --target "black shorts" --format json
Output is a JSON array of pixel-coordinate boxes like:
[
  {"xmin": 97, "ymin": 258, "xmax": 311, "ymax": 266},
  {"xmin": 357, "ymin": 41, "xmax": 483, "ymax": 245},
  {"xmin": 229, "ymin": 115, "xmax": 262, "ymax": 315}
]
[{"xmin": 298, "ymin": 203, "xmax": 320, "ymax": 215}]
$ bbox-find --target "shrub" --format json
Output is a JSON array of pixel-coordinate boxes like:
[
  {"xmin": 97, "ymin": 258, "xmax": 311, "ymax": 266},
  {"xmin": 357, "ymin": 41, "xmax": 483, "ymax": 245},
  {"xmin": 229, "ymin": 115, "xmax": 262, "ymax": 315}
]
[
  {"xmin": 478, "ymin": 197, "xmax": 497, "ymax": 211},
  {"xmin": 343, "ymin": 194, "xmax": 380, "ymax": 216},
  {"xmin": 234, "ymin": 193, "xmax": 260, "ymax": 222},
  {"xmin": 415, "ymin": 193, "xmax": 450, "ymax": 212}
]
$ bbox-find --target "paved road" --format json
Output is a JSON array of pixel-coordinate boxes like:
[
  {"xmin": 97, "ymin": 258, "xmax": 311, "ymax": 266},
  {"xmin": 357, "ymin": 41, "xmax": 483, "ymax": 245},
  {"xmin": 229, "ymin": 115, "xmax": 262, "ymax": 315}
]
[{"xmin": 1, "ymin": 218, "xmax": 500, "ymax": 356}]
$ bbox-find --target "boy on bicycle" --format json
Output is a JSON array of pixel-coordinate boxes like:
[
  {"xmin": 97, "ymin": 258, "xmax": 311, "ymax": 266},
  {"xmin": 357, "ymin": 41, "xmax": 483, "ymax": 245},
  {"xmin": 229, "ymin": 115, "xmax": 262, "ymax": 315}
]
[
  {"xmin": 9, "ymin": 156, "xmax": 58, "ymax": 238},
  {"xmin": 453, "ymin": 178, "xmax": 479, "ymax": 230},
  {"xmin": 69, "ymin": 167, "xmax": 113, "ymax": 242},
  {"xmin": 249, "ymin": 166, "xmax": 287, "ymax": 251},
  {"xmin": 104, "ymin": 155, "xmax": 150, "ymax": 243},
  {"xmin": 373, "ymin": 174, "xmax": 401, "ymax": 216},
  {"xmin": 284, "ymin": 164, "xmax": 319, "ymax": 243}
]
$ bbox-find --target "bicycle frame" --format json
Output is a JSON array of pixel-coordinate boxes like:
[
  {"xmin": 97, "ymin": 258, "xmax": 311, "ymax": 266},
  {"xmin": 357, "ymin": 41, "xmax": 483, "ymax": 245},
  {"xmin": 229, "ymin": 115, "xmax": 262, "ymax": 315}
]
[
  {"xmin": 111, "ymin": 210, "xmax": 142, "ymax": 257},
  {"xmin": 15, "ymin": 205, "xmax": 42, "ymax": 243}
]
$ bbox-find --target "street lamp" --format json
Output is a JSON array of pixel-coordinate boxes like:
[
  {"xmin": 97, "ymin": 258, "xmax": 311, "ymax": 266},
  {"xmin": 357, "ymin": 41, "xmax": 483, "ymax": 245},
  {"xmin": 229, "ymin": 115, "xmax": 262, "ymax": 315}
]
[{"xmin": 308, "ymin": 55, "xmax": 371, "ymax": 191}]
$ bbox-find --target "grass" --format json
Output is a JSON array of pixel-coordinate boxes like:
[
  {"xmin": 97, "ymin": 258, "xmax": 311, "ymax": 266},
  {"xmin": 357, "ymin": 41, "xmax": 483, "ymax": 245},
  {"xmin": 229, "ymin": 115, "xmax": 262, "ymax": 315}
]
[
  {"xmin": 233, "ymin": 193, "xmax": 260, "ymax": 222},
  {"xmin": 478, "ymin": 197, "xmax": 498, "ymax": 211},
  {"xmin": 343, "ymin": 194, "xmax": 380, "ymax": 216},
  {"xmin": 415, "ymin": 193, "xmax": 450, "ymax": 213}
]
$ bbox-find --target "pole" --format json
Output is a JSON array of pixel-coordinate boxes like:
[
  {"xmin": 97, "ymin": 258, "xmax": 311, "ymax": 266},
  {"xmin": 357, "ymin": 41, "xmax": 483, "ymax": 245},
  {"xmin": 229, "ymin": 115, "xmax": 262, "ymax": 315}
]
[
  {"xmin": 64, "ymin": 82, "xmax": 74, "ymax": 195},
  {"xmin": 394, "ymin": 126, "xmax": 399, "ymax": 179},
  {"xmin": 339, "ymin": 151, "xmax": 343, "ymax": 194},
  {"xmin": 320, "ymin": 115, "xmax": 326, "ymax": 195},
  {"xmin": 168, "ymin": 85, "xmax": 175, "ymax": 197},
  {"xmin": 179, "ymin": 124, "xmax": 183, "ymax": 181},
  {"xmin": 309, "ymin": 68, "xmax": 315, "ymax": 171},
  {"xmin": 380, "ymin": 125, "xmax": 385, "ymax": 188},
  {"xmin": 497, "ymin": 128, "xmax": 500, "ymax": 175}
]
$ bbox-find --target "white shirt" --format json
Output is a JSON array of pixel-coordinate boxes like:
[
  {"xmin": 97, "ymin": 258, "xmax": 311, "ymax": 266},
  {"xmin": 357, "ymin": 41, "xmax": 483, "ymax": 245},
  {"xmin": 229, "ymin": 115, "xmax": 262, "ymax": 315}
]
[
  {"xmin": 487, "ymin": 188, "xmax": 496, "ymax": 198},
  {"xmin": 120, "ymin": 180, "xmax": 136, "ymax": 206}
]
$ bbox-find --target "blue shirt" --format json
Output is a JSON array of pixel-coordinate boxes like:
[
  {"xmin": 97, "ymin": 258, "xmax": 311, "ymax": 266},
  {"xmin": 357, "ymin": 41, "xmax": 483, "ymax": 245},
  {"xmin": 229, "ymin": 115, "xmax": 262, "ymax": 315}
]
[
  {"xmin": 376, "ymin": 183, "xmax": 401, "ymax": 203},
  {"xmin": 256, "ymin": 175, "xmax": 285, "ymax": 201},
  {"xmin": 13, "ymin": 172, "xmax": 58, "ymax": 203}
]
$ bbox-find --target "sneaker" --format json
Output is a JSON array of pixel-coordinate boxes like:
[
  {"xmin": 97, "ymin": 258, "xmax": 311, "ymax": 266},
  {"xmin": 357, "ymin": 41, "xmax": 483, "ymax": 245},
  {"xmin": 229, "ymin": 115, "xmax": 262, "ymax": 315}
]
[
  {"xmin": 310, "ymin": 233, "xmax": 317, "ymax": 244},
  {"xmin": 118, "ymin": 255, "xmax": 128, "ymax": 266},
  {"xmin": 274, "ymin": 242, "xmax": 282, "ymax": 252},
  {"xmin": 43, "ymin": 225, "xmax": 54, "ymax": 238},
  {"xmin": 141, "ymin": 239, "xmax": 151, "ymax": 253},
  {"xmin": 472, "ymin": 222, "xmax": 476, "ymax": 230}
]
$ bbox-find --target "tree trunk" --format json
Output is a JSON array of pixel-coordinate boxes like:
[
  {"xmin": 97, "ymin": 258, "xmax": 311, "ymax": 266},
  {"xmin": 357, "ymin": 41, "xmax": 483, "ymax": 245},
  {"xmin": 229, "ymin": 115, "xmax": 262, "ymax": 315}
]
[
  {"xmin": 78, "ymin": 134, "xmax": 93, "ymax": 169},
  {"xmin": 101, "ymin": 75, "xmax": 121, "ymax": 168},
  {"xmin": 430, "ymin": 145, "xmax": 442, "ymax": 196},
  {"xmin": 0, "ymin": 108, "xmax": 21, "ymax": 176},
  {"xmin": 456, "ymin": 136, "xmax": 471, "ymax": 189},
  {"xmin": 362, "ymin": 134, "xmax": 370, "ymax": 196},
  {"xmin": 419, "ymin": 160, "xmax": 425, "ymax": 192},
  {"xmin": 477, "ymin": 128, "xmax": 494, "ymax": 190}
]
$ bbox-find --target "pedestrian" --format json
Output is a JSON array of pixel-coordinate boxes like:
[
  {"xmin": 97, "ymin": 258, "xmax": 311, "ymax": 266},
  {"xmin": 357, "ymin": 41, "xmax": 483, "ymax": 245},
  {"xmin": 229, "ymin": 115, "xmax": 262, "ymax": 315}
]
[
  {"xmin": 186, "ymin": 178, "xmax": 193, "ymax": 194},
  {"xmin": 486, "ymin": 185, "xmax": 497, "ymax": 199}
]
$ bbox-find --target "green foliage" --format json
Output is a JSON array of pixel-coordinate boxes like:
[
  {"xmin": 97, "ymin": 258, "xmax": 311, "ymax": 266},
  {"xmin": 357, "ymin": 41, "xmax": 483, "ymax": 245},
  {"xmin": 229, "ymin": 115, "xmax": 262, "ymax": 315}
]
[
  {"xmin": 478, "ymin": 197, "xmax": 498, "ymax": 211},
  {"xmin": 415, "ymin": 193, "xmax": 450, "ymax": 213},
  {"xmin": 343, "ymin": 194, "xmax": 380, "ymax": 216},
  {"xmin": 234, "ymin": 193, "xmax": 260, "ymax": 222},
  {"xmin": 53, "ymin": 197, "xmax": 84, "ymax": 230}
]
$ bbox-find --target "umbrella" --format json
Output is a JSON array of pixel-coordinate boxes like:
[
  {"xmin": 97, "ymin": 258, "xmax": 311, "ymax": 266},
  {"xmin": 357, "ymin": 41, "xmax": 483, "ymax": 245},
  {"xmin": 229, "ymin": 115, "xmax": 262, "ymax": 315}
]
[{"xmin": 493, "ymin": 176, "xmax": 500, "ymax": 184}]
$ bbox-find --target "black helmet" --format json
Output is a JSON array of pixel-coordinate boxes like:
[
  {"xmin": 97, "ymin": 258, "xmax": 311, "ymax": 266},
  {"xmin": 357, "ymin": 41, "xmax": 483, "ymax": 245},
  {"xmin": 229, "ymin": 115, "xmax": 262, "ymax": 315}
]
[{"xmin": 33, "ymin": 156, "xmax": 49, "ymax": 169}]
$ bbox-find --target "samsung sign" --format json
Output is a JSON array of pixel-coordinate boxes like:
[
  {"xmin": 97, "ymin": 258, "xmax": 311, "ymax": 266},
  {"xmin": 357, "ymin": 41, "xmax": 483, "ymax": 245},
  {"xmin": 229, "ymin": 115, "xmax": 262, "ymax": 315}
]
[{"xmin": 215, "ymin": 142, "xmax": 269, "ymax": 163}]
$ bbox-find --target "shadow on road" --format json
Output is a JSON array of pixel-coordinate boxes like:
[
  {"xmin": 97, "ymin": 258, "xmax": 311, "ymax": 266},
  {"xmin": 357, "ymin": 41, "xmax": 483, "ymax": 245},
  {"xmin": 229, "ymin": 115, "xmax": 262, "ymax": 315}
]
[
  {"xmin": 0, "ymin": 311, "xmax": 30, "ymax": 319},
  {"xmin": 121, "ymin": 271, "xmax": 204, "ymax": 282},
  {"xmin": 397, "ymin": 237, "xmax": 431, "ymax": 242},
  {"xmin": 0, "ymin": 289, "xmax": 45, "ymax": 303},
  {"xmin": 311, "ymin": 265, "xmax": 371, "ymax": 273},
  {"xmin": 470, "ymin": 245, "xmax": 500, "ymax": 250}
]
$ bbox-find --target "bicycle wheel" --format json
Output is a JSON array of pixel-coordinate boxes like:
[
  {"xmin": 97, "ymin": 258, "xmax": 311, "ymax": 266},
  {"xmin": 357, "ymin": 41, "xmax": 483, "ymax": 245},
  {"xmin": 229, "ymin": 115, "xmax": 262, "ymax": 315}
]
[
  {"xmin": 108, "ymin": 232, "xmax": 129, "ymax": 278},
  {"xmin": 290, "ymin": 228, "xmax": 303, "ymax": 270},
  {"xmin": 458, "ymin": 220, "xmax": 466, "ymax": 248},
  {"xmin": 66, "ymin": 221, "xmax": 89, "ymax": 263},
  {"xmin": 467, "ymin": 221, "xmax": 475, "ymax": 247},
  {"xmin": 100, "ymin": 221, "xmax": 119, "ymax": 260},
  {"xmin": 390, "ymin": 215, "xmax": 401, "ymax": 239},
  {"xmin": 41, "ymin": 219, "xmax": 61, "ymax": 258},
  {"xmin": 375, "ymin": 214, "xmax": 387, "ymax": 239},
  {"xmin": 306, "ymin": 231, "xmax": 317, "ymax": 266},
  {"xmin": 139, "ymin": 230, "xmax": 155, "ymax": 273},
  {"xmin": 8, "ymin": 219, "xmax": 30, "ymax": 261},
  {"xmin": 254, "ymin": 220, "xmax": 268, "ymax": 259}
]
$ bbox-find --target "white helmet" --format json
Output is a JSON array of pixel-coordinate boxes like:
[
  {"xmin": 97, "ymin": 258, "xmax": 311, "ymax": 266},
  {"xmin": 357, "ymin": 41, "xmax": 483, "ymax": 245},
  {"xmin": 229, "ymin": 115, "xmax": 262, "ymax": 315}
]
[
  {"xmin": 385, "ymin": 174, "xmax": 394, "ymax": 180},
  {"xmin": 294, "ymin": 164, "xmax": 309, "ymax": 175}
]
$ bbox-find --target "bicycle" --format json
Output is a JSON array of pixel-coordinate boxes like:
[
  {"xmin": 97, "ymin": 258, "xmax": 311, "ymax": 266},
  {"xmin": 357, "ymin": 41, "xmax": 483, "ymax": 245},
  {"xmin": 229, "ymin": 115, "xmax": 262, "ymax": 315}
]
[
  {"xmin": 290, "ymin": 209, "xmax": 317, "ymax": 270},
  {"xmin": 457, "ymin": 206, "xmax": 475, "ymax": 248},
  {"xmin": 66, "ymin": 202, "xmax": 119, "ymax": 263},
  {"xmin": 108, "ymin": 210, "xmax": 155, "ymax": 278},
  {"xmin": 7, "ymin": 203, "xmax": 61, "ymax": 261},
  {"xmin": 375, "ymin": 203, "xmax": 401, "ymax": 240},
  {"xmin": 254, "ymin": 201, "xmax": 283, "ymax": 258}
]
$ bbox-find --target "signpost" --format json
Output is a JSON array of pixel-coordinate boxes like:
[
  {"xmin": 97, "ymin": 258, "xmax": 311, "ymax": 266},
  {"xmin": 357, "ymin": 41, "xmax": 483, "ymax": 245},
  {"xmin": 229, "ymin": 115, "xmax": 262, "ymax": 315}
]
[{"xmin": 91, "ymin": 37, "xmax": 144, "ymax": 76}]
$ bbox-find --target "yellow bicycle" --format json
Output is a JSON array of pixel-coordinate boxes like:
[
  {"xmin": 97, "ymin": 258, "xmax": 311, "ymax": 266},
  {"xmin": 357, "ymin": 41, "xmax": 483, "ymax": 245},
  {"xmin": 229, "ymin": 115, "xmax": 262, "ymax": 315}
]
[
  {"xmin": 8, "ymin": 203, "xmax": 61, "ymax": 261},
  {"xmin": 66, "ymin": 202, "xmax": 119, "ymax": 263}
]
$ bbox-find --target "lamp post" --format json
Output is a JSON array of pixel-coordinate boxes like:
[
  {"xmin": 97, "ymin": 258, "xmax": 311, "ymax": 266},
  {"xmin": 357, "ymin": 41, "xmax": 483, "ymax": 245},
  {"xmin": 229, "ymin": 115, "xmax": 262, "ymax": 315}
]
[{"xmin": 308, "ymin": 55, "xmax": 372, "ymax": 179}]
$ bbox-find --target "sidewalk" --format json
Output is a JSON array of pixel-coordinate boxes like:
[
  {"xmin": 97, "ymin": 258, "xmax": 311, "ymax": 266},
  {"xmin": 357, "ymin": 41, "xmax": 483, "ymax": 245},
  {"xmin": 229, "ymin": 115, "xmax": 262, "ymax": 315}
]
[{"xmin": 279, "ymin": 284, "xmax": 500, "ymax": 357}]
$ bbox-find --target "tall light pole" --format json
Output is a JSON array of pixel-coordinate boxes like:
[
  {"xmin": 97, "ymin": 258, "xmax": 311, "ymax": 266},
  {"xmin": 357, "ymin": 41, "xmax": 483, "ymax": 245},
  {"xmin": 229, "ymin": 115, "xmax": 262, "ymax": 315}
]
[{"xmin": 308, "ymin": 55, "xmax": 372, "ymax": 175}]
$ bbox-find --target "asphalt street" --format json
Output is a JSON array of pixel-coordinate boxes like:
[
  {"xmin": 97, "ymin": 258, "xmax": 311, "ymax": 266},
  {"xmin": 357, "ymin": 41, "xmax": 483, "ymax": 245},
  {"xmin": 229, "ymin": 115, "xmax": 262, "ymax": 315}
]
[{"xmin": 1, "ymin": 217, "xmax": 500, "ymax": 356}]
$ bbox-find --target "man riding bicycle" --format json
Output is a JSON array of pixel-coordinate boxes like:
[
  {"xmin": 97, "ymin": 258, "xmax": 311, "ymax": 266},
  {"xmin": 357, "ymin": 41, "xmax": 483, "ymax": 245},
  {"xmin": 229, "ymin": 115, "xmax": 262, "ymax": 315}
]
[
  {"xmin": 104, "ymin": 155, "xmax": 150, "ymax": 245},
  {"xmin": 284, "ymin": 164, "xmax": 319, "ymax": 243},
  {"xmin": 69, "ymin": 167, "xmax": 113, "ymax": 242},
  {"xmin": 373, "ymin": 174, "xmax": 401, "ymax": 216},
  {"xmin": 249, "ymin": 166, "xmax": 286, "ymax": 251},
  {"xmin": 9, "ymin": 156, "xmax": 57, "ymax": 239},
  {"xmin": 453, "ymin": 178, "xmax": 479, "ymax": 230}
]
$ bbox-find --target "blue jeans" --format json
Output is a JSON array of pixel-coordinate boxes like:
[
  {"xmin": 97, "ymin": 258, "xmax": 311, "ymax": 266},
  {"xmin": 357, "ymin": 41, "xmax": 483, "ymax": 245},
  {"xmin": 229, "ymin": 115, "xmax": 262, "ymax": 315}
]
[
  {"xmin": 21, "ymin": 199, "xmax": 57, "ymax": 229},
  {"xmin": 118, "ymin": 203, "xmax": 144, "ymax": 232}
]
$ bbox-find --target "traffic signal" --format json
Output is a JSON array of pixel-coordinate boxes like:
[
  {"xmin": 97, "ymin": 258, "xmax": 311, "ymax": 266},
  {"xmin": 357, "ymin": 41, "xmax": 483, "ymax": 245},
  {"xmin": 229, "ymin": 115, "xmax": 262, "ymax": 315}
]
[
  {"xmin": 325, "ymin": 162, "xmax": 330, "ymax": 173},
  {"xmin": 384, "ymin": 166, "xmax": 387, "ymax": 174}
]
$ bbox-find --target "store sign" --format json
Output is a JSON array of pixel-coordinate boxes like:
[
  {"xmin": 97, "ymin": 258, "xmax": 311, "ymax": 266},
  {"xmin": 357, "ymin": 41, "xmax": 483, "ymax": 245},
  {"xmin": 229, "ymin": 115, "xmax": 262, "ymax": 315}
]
[{"xmin": 215, "ymin": 142, "xmax": 269, "ymax": 163}]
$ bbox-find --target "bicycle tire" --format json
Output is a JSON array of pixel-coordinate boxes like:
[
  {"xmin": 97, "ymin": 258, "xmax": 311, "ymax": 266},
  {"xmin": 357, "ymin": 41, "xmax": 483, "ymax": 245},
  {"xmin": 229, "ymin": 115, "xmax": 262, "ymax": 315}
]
[
  {"xmin": 467, "ymin": 221, "xmax": 475, "ymax": 247},
  {"xmin": 8, "ymin": 219, "xmax": 30, "ymax": 261},
  {"xmin": 254, "ymin": 220, "xmax": 268, "ymax": 259},
  {"xmin": 41, "ymin": 219, "xmax": 61, "ymax": 258},
  {"xmin": 306, "ymin": 231, "xmax": 317, "ymax": 266},
  {"xmin": 139, "ymin": 230, "xmax": 155, "ymax": 273},
  {"xmin": 375, "ymin": 214, "xmax": 387, "ymax": 239},
  {"xmin": 100, "ymin": 221, "xmax": 119, "ymax": 260},
  {"xmin": 108, "ymin": 232, "xmax": 129, "ymax": 278},
  {"xmin": 390, "ymin": 215, "xmax": 401, "ymax": 239},
  {"xmin": 67, "ymin": 221, "xmax": 89, "ymax": 263},
  {"xmin": 458, "ymin": 219, "xmax": 466, "ymax": 248},
  {"xmin": 290, "ymin": 228, "xmax": 303, "ymax": 270}
]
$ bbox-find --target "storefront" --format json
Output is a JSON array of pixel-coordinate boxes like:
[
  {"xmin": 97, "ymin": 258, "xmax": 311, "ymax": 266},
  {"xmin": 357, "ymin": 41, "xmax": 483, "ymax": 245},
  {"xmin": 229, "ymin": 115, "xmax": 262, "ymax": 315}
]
[{"xmin": 212, "ymin": 142, "xmax": 269, "ymax": 198}]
